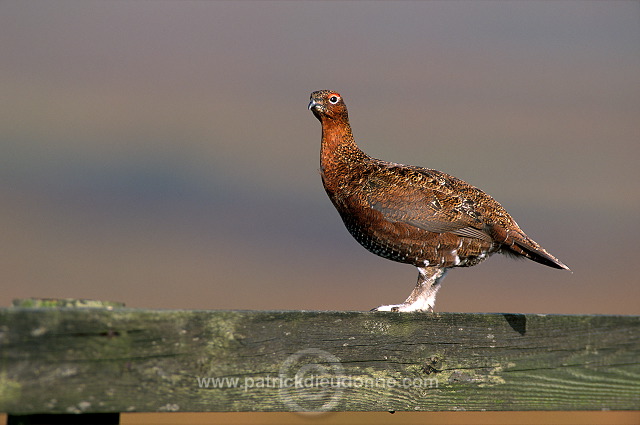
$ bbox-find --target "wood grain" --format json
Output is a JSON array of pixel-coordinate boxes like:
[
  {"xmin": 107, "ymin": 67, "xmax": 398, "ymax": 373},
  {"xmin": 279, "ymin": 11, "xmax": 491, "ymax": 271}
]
[{"xmin": 1, "ymin": 304, "xmax": 638, "ymax": 413}]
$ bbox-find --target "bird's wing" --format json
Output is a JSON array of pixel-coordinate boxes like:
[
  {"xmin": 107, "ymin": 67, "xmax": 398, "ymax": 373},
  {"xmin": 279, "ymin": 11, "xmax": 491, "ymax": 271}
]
[{"xmin": 361, "ymin": 165, "xmax": 494, "ymax": 242}]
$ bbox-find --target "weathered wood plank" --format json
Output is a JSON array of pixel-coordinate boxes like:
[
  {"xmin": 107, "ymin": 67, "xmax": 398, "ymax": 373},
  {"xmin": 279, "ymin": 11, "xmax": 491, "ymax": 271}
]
[{"xmin": 0, "ymin": 307, "xmax": 638, "ymax": 413}]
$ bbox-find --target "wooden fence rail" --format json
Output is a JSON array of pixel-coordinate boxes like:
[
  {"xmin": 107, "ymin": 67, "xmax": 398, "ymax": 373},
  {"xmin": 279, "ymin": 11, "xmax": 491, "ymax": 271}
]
[{"xmin": 1, "ymin": 299, "xmax": 638, "ymax": 424}]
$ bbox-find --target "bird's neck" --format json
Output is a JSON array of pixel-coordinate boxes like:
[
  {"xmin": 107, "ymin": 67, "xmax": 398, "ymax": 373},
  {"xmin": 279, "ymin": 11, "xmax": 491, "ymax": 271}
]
[{"xmin": 320, "ymin": 117, "xmax": 368, "ymax": 174}]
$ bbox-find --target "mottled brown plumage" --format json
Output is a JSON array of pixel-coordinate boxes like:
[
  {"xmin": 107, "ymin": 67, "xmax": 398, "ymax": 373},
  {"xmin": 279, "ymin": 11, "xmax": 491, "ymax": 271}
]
[{"xmin": 308, "ymin": 90, "xmax": 570, "ymax": 312}]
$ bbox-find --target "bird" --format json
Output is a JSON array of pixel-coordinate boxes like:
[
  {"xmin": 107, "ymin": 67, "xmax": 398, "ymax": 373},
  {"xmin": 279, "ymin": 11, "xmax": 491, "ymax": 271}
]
[{"xmin": 308, "ymin": 90, "xmax": 570, "ymax": 312}]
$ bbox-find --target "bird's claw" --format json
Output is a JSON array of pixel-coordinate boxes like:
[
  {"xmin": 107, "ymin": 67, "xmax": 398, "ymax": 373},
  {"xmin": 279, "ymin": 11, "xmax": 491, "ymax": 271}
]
[{"xmin": 371, "ymin": 303, "xmax": 429, "ymax": 313}]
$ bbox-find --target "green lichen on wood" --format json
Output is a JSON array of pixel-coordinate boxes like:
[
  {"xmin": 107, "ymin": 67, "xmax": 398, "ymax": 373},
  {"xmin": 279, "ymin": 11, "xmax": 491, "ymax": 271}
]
[
  {"xmin": 11, "ymin": 298, "xmax": 125, "ymax": 309},
  {"xmin": 0, "ymin": 372, "xmax": 21, "ymax": 407},
  {"xmin": 0, "ymin": 306, "xmax": 638, "ymax": 413}
]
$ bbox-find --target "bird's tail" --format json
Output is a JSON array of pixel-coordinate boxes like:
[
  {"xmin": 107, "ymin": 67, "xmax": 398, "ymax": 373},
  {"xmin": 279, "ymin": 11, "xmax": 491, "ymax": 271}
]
[{"xmin": 496, "ymin": 227, "xmax": 570, "ymax": 271}]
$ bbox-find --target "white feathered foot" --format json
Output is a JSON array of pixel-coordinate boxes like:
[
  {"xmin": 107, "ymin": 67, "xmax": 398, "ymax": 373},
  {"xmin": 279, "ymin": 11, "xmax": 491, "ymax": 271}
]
[{"xmin": 372, "ymin": 267, "xmax": 448, "ymax": 312}]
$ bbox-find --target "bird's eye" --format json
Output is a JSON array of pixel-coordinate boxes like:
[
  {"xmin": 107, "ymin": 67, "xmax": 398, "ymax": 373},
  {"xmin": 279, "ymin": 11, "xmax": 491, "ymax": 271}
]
[{"xmin": 329, "ymin": 95, "xmax": 339, "ymax": 104}]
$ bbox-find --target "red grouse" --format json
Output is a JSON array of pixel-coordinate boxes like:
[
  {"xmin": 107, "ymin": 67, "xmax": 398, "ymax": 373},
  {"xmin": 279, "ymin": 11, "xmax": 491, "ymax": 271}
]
[{"xmin": 309, "ymin": 90, "xmax": 569, "ymax": 312}]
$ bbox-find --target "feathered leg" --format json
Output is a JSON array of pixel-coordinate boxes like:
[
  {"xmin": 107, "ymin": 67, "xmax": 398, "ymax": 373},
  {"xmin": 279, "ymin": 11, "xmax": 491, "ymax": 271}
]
[{"xmin": 372, "ymin": 267, "xmax": 448, "ymax": 312}]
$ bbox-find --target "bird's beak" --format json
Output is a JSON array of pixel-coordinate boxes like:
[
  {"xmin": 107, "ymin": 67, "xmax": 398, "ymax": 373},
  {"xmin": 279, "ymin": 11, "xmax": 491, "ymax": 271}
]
[{"xmin": 308, "ymin": 99, "xmax": 318, "ymax": 111}]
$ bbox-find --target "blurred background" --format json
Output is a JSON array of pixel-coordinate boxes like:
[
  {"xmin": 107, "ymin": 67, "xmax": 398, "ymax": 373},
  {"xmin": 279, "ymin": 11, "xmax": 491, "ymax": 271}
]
[
  {"xmin": 1, "ymin": 1, "xmax": 639, "ymax": 314},
  {"xmin": 1, "ymin": 2, "xmax": 639, "ymax": 424}
]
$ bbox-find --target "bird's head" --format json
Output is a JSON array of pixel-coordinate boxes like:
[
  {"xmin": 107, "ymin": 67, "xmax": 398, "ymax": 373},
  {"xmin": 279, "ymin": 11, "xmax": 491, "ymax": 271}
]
[{"xmin": 308, "ymin": 90, "xmax": 349, "ymax": 122}]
